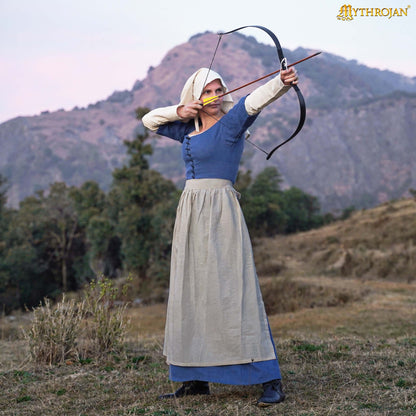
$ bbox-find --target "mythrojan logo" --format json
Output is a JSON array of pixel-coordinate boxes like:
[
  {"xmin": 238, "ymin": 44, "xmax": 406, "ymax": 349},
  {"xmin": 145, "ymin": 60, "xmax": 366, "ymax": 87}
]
[{"xmin": 337, "ymin": 4, "xmax": 411, "ymax": 20}]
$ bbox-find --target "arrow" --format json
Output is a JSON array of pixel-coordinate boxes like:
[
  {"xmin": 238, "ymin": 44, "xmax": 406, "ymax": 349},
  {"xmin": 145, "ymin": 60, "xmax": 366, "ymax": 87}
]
[{"xmin": 202, "ymin": 51, "xmax": 321, "ymax": 106}]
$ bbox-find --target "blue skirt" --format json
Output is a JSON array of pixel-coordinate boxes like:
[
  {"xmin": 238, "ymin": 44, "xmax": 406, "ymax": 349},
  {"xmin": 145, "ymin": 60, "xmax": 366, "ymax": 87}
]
[
  {"xmin": 169, "ymin": 325, "xmax": 281, "ymax": 385},
  {"xmin": 169, "ymin": 358, "xmax": 281, "ymax": 385}
]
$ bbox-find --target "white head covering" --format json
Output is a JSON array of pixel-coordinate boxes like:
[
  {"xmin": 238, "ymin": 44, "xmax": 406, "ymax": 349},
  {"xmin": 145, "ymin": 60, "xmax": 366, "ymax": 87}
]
[{"xmin": 179, "ymin": 68, "xmax": 234, "ymax": 132}]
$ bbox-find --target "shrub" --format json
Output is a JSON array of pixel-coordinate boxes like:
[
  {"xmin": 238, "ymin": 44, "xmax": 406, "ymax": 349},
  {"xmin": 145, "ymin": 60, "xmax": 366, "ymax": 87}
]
[
  {"xmin": 80, "ymin": 277, "xmax": 130, "ymax": 357},
  {"xmin": 24, "ymin": 295, "xmax": 84, "ymax": 365},
  {"xmin": 24, "ymin": 277, "xmax": 130, "ymax": 364}
]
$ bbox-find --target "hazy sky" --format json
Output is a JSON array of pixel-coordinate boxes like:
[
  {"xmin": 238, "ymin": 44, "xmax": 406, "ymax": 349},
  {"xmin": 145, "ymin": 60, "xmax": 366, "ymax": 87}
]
[{"xmin": 1, "ymin": 0, "xmax": 415, "ymax": 123}]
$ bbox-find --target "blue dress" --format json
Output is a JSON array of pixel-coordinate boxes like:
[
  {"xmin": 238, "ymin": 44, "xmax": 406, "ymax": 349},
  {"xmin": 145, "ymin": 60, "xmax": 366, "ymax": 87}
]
[
  {"xmin": 157, "ymin": 98, "xmax": 257, "ymax": 183},
  {"xmin": 157, "ymin": 98, "xmax": 282, "ymax": 385}
]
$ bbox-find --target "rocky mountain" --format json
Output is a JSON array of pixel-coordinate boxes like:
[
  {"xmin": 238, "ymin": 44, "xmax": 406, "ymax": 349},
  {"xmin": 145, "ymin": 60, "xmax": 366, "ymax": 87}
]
[{"xmin": 1, "ymin": 32, "xmax": 416, "ymax": 212}]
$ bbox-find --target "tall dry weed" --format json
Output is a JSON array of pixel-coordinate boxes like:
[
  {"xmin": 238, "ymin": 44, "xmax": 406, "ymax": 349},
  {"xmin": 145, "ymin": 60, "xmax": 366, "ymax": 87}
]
[
  {"xmin": 24, "ymin": 277, "xmax": 130, "ymax": 365},
  {"xmin": 24, "ymin": 295, "xmax": 84, "ymax": 364},
  {"xmin": 80, "ymin": 277, "xmax": 130, "ymax": 357}
]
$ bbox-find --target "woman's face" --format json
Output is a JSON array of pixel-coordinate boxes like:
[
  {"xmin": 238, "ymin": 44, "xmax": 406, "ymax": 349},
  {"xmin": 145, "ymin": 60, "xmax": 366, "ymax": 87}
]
[{"xmin": 199, "ymin": 79, "xmax": 224, "ymax": 116}]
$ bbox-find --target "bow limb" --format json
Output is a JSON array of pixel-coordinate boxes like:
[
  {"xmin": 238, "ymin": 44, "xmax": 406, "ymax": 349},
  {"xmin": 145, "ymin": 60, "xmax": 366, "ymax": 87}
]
[{"xmin": 218, "ymin": 25, "xmax": 307, "ymax": 159}]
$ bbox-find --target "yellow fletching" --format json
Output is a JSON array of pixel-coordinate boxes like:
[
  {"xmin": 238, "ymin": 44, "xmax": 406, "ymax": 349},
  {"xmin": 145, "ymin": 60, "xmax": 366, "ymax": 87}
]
[{"xmin": 202, "ymin": 96, "xmax": 219, "ymax": 106}]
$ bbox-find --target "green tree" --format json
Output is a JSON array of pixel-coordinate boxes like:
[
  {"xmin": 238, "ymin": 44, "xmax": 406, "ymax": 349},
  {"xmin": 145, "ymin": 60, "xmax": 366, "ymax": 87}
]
[
  {"xmin": 0, "ymin": 175, "xmax": 19, "ymax": 312},
  {"xmin": 238, "ymin": 167, "xmax": 326, "ymax": 238},
  {"xmin": 0, "ymin": 174, "xmax": 7, "ymax": 216},
  {"xmin": 69, "ymin": 181, "xmax": 119, "ymax": 277},
  {"xmin": 0, "ymin": 174, "xmax": 9, "ymax": 254},
  {"xmin": 235, "ymin": 169, "xmax": 253, "ymax": 193},
  {"xmin": 1, "ymin": 192, "xmax": 58, "ymax": 310},
  {"xmin": 241, "ymin": 167, "xmax": 287, "ymax": 237},
  {"xmin": 1, "ymin": 182, "xmax": 90, "ymax": 312},
  {"xmin": 69, "ymin": 181, "xmax": 106, "ymax": 229},
  {"xmin": 86, "ymin": 215, "xmax": 121, "ymax": 278},
  {"xmin": 43, "ymin": 183, "xmax": 85, "ymax": 292},
  {"xmin": 109, "ymin": 109, "xmax": 178, "ymax": 292},
  {"xmin": 281, "ymin": 187, "xmax": 323, "ymax": 233}
]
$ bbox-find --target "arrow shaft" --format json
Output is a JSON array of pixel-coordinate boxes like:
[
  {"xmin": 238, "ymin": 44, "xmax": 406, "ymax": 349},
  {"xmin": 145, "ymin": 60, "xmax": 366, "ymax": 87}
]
[{"xmin": 203, "ymin": 51, "xmax": 321, "ymax": 106}]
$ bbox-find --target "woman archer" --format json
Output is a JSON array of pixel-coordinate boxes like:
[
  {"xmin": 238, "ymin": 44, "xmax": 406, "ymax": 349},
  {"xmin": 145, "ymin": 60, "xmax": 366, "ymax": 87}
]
[{"xmin": 142, "ymin": 65, "xmax": 298, "ymax": 407}]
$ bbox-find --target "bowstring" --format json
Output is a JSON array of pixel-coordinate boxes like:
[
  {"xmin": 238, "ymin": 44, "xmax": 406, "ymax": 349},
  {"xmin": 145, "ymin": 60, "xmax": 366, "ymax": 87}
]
[
  {"xmin": 199, "ymin": 32, "xmax": 269, "ymax": 155},
  {"xmin": 198, "ymin": 106, "xmax": 268, "ymax": 155},
  {"xmin": 245, "ymin": 137, "xmax": 268, "ymax": 155},
  {"xmin": 200, "ymin": 34, "xmax": 223, "ymax": 98}
]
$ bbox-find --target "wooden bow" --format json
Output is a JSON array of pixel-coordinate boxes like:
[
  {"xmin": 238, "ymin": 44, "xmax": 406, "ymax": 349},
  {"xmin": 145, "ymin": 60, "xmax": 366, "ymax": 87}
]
[{"xmin": 203, "ymin": 25, "xmax": 320, "ymax": 159}]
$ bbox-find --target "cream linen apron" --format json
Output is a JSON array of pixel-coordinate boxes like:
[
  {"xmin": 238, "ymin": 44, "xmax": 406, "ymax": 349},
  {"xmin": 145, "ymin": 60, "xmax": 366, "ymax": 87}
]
[{"xmin": 163, "ymin": 179, "xmax": 276, "ymax": 367}]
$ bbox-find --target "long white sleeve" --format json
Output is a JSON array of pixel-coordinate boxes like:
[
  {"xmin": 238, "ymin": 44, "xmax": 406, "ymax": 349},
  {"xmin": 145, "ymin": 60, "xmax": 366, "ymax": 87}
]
[
  {"xmin": 245, "ymin": 76, "xmax": 291, "ymax": 116},
  {"xmin": 142, "ymin": 105, "xmax": 183, "ymax": 131}
]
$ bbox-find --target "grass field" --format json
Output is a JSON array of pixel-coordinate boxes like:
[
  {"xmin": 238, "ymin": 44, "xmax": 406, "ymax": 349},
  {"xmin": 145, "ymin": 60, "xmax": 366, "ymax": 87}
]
[{"xmin": 1, "ymin": 199, "xmax": 415, "ymax": 415}]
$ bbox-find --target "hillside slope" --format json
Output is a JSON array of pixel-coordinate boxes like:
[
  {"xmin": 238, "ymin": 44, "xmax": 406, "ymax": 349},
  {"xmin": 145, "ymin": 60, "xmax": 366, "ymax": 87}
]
[
  {"xmin": 255, "ymin": 197, "xmax": 416, "ymax": 282},
  {"xmin": 250, "ymin": 197, "xmax": 416, "ymax": 318}
]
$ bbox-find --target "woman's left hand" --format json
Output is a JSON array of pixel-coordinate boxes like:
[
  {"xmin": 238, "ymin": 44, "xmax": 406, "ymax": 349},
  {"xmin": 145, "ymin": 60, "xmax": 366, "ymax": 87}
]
[{"xmin": 281, "ymin": 68, "xmax": 298, "ymax": 86}]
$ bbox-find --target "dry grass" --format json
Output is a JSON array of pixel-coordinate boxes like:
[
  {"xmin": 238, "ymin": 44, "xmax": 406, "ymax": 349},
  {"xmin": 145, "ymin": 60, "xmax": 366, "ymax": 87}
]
[
  {"xmin": 253, "ymin": 198, "xmax": 416, "ymax": 283},
  {"xmin": 20, "ymin": 278, "xmax": 130, "ymax": 366},
  {"xmin": 0, "ymin": 198, "xmax": 415, "ymax": 415},
  {"xmin": 1, "ymin": 290, "xmax": 415, "ymax": 415},
  {"xmin": 23, "ymin": 296, "xmax": 84, "ymax": 365}
]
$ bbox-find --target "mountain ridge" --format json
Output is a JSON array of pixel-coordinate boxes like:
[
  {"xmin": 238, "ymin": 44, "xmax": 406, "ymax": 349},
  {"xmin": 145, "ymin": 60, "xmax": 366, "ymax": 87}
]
[{"xmin": 1, "ymin": 32, "xmax": 415, "ymax": 211}]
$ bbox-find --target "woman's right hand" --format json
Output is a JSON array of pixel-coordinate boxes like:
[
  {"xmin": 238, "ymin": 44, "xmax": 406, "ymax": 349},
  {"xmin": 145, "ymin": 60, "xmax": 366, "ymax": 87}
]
[{"xmin": 177, "ymin": 100, "xmax": 203, "ymax": 119}]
